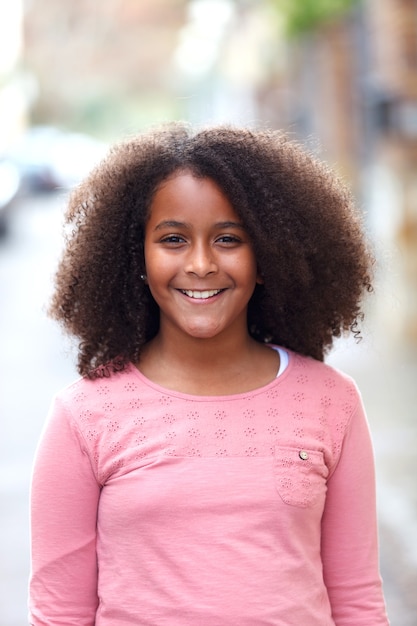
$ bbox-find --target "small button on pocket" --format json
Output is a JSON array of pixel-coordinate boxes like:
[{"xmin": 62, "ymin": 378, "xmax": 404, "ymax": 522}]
[{"xmin": 274, "ymin": 446, "xmax": 328, "ymax": 508}]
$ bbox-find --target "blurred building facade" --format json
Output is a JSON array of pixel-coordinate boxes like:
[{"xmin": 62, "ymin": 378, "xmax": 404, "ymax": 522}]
[{"xmin": 366, "ymin": 0, "xmax": 417, "ymax": 344}]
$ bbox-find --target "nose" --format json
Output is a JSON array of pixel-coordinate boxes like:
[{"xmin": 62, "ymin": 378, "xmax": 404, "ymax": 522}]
[{"xmin": 184, "ymin": 241, "xmax": 218, "ymax": 277}]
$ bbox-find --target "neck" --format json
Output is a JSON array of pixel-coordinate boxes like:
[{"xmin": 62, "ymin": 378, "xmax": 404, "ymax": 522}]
[
  {"xmin": 138, "ymin": 329, "xmax": 279, "ymax": 396},
  {"xmin": 149, "ymin": 327, "xmax": 255, "ymax": 370}
]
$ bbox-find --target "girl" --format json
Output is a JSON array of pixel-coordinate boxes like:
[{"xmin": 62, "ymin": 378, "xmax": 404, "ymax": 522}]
[{"xmin": 29, "ymin": 123, "xmax": 390, "ymax": 625}]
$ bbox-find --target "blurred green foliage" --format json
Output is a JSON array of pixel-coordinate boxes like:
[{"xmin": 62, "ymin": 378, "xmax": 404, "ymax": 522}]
[{"xmin": 269, "ymin": 0, "xmax": 359, "ymax": 35}]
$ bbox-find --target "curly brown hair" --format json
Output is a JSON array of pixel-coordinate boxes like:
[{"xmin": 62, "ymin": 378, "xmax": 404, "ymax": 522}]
[{"xmin": 49, "ymin": 122, "xmax": 373, "ymax": 377}]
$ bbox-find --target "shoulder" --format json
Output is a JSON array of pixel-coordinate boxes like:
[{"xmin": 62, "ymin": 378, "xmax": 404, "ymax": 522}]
[
  {"xmin": 54, "ymin": 363, "xmax": 141, "ymax": 412},
  {"xmin": 287, "ymin": 349, "xmax": 356, "ymax": 386},
  {"xmin": 284, "ymin": 348, "xmax": 361, "ymax": 406}
]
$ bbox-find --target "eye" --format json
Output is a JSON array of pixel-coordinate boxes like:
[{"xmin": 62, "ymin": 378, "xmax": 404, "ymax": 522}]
[
  {"xmin": 216, "ymin": 234, "xmax": 242, "ymax": 245},
  {"xmin": 159, "ymin": 234, "xmax": 186, "ymax": 245}
]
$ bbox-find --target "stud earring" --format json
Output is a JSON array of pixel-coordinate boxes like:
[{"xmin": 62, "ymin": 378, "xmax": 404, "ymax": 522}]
[{"xmin": 140, "ymin": 274, "xmax": 147, "ymax": 281}]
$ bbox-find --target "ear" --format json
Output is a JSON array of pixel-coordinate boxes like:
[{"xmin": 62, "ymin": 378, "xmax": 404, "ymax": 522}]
[{"xmin": 256, "ymin": 270, "xmax": 264, "ymax": 285}]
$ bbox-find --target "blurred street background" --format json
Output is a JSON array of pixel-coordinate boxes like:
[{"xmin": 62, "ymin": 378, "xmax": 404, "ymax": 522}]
[{"xmin": 0, "ymin": 1, "xmax": 416, "ymax": 624}]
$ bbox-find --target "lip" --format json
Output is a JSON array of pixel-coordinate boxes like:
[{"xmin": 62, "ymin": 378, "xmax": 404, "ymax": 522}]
[{"xmin": 178, "ymin": 288, "xmax": 225, "ymax": 300}]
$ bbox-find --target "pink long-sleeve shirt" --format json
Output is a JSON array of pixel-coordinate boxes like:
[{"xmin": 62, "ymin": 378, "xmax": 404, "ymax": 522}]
[{"xmin": 29, "ymin": 348, "xmax": 389, "ymax": 625}]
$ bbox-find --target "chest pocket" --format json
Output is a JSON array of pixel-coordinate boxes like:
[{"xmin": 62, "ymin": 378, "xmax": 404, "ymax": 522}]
[{"xmin": 274, "ymin": 446, "xmax": 328, "ymax": 508}]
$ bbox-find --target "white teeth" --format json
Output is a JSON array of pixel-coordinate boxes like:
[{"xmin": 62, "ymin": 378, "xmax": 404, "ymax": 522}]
[{"xmin": 182, "ymin": 289, "xmax": 222, "ymax": 299}]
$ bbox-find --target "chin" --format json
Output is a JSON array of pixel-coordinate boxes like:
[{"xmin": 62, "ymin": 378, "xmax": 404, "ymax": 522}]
[{"xmin": 186, "ymin": 326, "xmax": 223, "ymax": 339}]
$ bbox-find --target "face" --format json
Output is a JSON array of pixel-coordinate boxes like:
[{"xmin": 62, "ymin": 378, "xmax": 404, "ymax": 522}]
[{"xmin": 144, "ymin": 171, "xmax": 261, "ymax": 344}]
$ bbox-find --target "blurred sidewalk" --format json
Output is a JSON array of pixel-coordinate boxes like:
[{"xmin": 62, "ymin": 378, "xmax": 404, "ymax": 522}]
[{"xmin": 329, "ymin": 333, "xmax": 417, "ymax": 625}]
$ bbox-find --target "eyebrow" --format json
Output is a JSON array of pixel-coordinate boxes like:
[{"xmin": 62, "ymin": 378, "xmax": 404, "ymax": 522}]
[{"xmin": 153, "ymin": 220, "xmax": 246, "ymax": 231}]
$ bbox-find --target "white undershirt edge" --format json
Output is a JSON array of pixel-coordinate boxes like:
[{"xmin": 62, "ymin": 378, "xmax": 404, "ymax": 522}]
[{"xmin": 274, "ymin": 346, "xmax": 288, "ymax": 377}]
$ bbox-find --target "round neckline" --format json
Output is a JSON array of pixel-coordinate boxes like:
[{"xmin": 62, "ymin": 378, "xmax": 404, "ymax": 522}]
[{"xmin": 128, "ymin": 346, "xmax": 293, "ymax": 401}]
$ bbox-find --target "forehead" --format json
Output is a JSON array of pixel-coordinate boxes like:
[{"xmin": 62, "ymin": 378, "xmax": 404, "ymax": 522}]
[{"xmin": 148, "ymin": 172, "xmax": 241, "ymax": 224}]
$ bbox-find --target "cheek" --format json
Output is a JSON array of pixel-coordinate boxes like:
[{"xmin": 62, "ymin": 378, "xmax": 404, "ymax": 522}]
[
  {"xmin": 144, "ymin": 245, "xmax": 164, "ymax": 274},
  {"xmin": 144, "ymin": 250, "xmax": 180, "ymax": 291},
  {"xmin": 237, "ymin": 253, "xmax": 259, "ymax": 285}
]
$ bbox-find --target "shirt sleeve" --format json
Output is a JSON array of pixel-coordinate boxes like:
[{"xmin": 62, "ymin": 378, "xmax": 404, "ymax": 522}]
[
  {"xmin": 321, "ymin": 394, "xmax": 390, "ymax": 625},
  {"xmin": 29, "ymin": 396, "xmax": 101, "ymax": 626}
]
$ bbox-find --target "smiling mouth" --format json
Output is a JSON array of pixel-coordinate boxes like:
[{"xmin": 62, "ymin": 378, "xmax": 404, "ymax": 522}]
[{"xmin": 181, "ymin": 289, "xmax": 223, "ymax": 299}]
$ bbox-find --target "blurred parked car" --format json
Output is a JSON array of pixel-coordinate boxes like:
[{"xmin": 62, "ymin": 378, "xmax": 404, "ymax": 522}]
[
  {"xmin": 7, "ymin": 126, "xmax": 108, "ymax": 193},
  {"xmin": 0, "ymin": 159, "xmax": 20, "ymax": 237}
]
